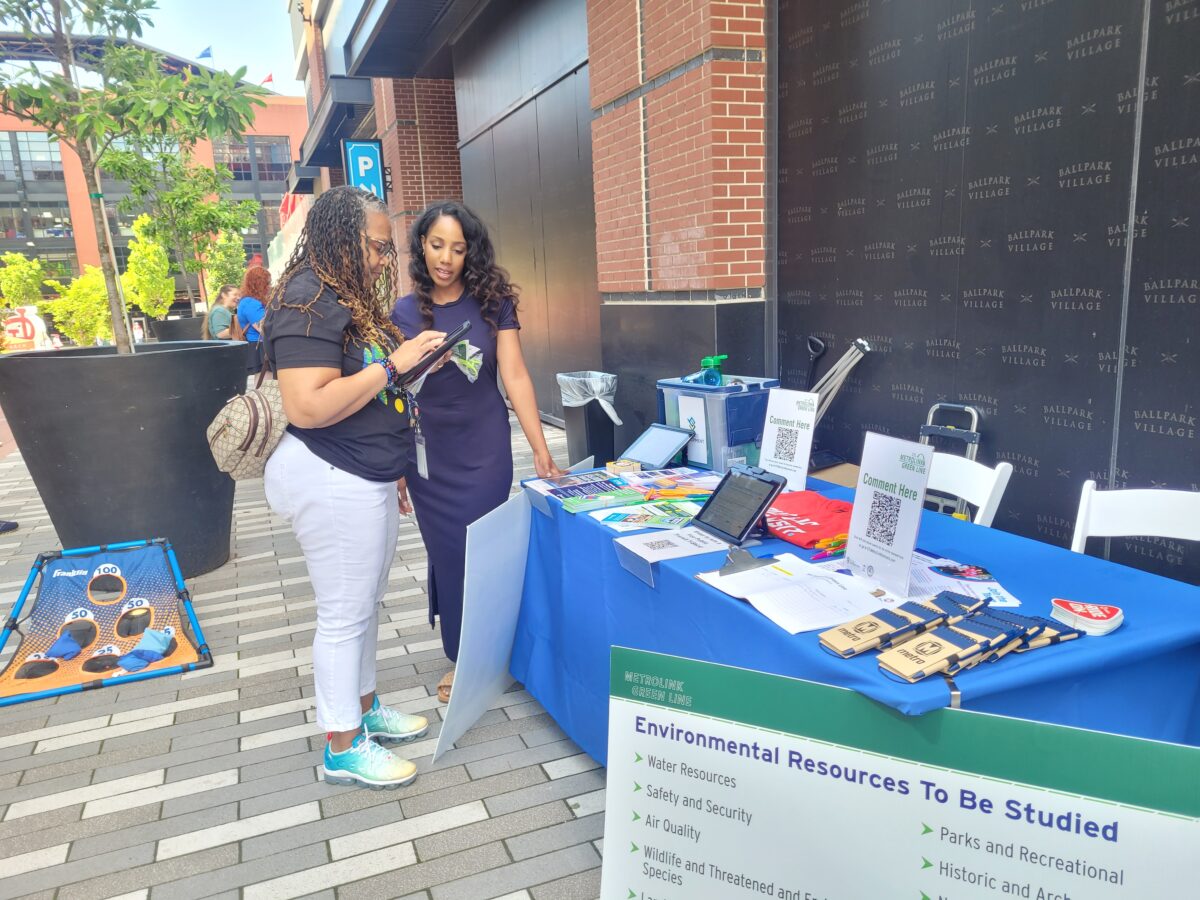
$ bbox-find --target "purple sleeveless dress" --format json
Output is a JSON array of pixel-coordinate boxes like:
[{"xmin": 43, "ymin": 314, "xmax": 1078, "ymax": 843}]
[{"xmin": 391, "ymin": 291, "xmax": 518, "ymax": 661}]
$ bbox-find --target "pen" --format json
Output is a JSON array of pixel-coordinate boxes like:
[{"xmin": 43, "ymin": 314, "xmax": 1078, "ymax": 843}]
[
  {"xmin": 812, "ymin": 548, "xmax": 846, "ymax": 561},
  {"xmin": 816, "ymin": 534, "xmax": 849, "ymax": 548}
]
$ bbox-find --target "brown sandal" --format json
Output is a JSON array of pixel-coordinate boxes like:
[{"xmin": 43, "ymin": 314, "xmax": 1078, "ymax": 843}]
[{"xmin": 437, "ymin": 669, "xmax": 455, "ymax": 703}]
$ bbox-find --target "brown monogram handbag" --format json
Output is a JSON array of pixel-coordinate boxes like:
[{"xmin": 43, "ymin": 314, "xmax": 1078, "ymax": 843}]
[{"xmin": 206, "ymin": 368, "xmax": 287, "ymax": 480}]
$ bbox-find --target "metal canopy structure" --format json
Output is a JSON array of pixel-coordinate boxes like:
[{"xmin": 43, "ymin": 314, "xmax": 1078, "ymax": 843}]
[
  {"xmin": 0, "ymin": 31, "xmax": 192, "ymax": 73},
  {"xmin": 343, "ymin": 0, "xmax": 460, "ymax": 78},
  {"xmin": 0, "ymin": 32, "xmax": 261, "ymax": 84},
  {"xmin": 298, "ymin": 75, "xmax": 374, "ymax": 168}
]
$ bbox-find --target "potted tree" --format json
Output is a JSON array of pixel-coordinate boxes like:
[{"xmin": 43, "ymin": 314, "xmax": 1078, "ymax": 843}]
[
  {"xmin": 205, "ymin": 230, "xmax": 253, "ymax": 299},
  {"xmin": 120, "ymin": 214, "xmax": 182, "ymax": 338},
  {"xmin": 103, "ymin": 137, "xmax": 260, "ymax": 340},
  {"xmin": 0, "ymin": 1, "xmax": 268, "ymax": 576},
  {"xmin": 39, "ymin": 265, "xmax": 111, "ymax": 344}
]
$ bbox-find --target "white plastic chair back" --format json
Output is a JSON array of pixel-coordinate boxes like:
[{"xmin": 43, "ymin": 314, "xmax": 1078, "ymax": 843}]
[
  {"xmin": 1070, "ymin": 480, "xmax": 1200, "ymax": 553},
  {"xmin": 925, "ymin": 453, "xmax": 1013, "ymax": 527}
]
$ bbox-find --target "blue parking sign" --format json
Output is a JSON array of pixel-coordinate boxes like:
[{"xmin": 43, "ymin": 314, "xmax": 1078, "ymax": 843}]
[{"xmin": 342, "ymin": 140, "xmax": 385, "ymax": 199}]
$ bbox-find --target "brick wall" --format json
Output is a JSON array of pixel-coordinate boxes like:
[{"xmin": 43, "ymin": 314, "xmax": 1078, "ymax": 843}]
[
  {"xmin": 307, "ymin": 19, "xmax": 327, "ymax": 99},
  {"xmin": 592, "ymin": 101, "xmax": 646, "ymax": 292},
  {"xmin": 373, "ymin": 78, "xmax": 463, "ymax": 293},
  {"xmin": 590, "ymin": 0, "xmax": 642, "ymax": 107},
  {"xmin": 589, "ymin": 0, "xmax": 766, "ymax": 298}
]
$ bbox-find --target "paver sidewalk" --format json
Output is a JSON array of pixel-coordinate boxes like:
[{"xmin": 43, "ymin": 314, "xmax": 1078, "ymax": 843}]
[{"xmin": 0, "ymin": 421, "xmax": 607, "ymax": 900}]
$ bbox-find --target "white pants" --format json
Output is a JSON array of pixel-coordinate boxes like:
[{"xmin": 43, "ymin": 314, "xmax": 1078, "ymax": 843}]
[{"xmin": 264, "ymin": 432, "xmax": 400, "ymax": 732}]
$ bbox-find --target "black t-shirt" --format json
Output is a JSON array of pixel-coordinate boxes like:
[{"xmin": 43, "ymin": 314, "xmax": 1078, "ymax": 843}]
[{"xmin": 264, "ymin": 267, "xmax": 412, "ymax": 482}]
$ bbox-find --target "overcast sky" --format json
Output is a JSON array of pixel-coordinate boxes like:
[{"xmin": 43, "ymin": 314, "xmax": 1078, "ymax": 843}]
[{"xmin": 140, "ymin": 0, "xmax": 304, "ymax": 96}]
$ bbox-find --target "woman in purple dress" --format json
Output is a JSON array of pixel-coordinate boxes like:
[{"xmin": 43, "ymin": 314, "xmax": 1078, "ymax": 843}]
[{"xmin": 391, "ymin": 201, "xmax": 563, "ymax": 702}]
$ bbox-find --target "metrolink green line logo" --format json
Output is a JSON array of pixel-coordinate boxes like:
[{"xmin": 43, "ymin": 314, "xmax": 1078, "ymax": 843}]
[{"xmin": 611, "ymin": 647, "xmax": 1200, "ymax": 819}]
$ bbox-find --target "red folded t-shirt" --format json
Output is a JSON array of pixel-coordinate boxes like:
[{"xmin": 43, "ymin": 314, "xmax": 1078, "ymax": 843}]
[{"xmin": 765, "ymin": 491, "xmax": 853, "ymax": 548}]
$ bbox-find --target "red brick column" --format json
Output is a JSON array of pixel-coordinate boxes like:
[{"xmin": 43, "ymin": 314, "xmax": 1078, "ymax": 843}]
[
  {"xmin": 374, "ymin": 78, "xmax": 463, "ymax": 293},
  {"xmin": 307, "ymin": 19, "xmax": 327, "ymax": 99},
  {"xmin": 589, "ymin": 1, "xmax": 766, "ymax": 298}
]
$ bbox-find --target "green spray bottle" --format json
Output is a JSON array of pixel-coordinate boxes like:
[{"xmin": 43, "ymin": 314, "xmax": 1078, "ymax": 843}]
[{"xmin": 698, "ymin": 354, "xmax": 728, "ymax": 386}]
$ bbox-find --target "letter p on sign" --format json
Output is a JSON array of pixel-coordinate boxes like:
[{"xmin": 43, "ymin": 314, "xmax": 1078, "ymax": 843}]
[{"xmin": 342, "ymin": 140, "xmax": 385, "ymax": 199}]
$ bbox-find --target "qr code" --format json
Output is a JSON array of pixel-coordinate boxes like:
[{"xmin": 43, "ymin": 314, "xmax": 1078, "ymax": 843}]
[
  {"xmin": 866, "ymin": 490, "xmax": 901, "ymax": 545},
  {"xmin": 644, "ymin": 539, "xmax": 676, "ymax": 552},
  {"xmin": 773, "ymin": 426, "xmax": 800, "ymax": 462}
]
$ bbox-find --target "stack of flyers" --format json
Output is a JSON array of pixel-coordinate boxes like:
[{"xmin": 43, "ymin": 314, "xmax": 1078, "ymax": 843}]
[
  {"xmin": 594, "ymin": 501, "xmax": 702, "ymax": 531},
  {"xmin": 1050, "ymin": 598, "xmax": 1124, "ymax": 635},
  {"xmin": 524, "ymin": 471, "xmax": 619, "ymax": 495},
  {"xmin": 615, "ymin": 467, "xmax": 722, "ymax": 493},
  {"xmin": 560, "ymin": 489, "xmax": 646, "ymax": 514},
  {"xmin": 525, "ymin": 467, "xmax": 721, "ymax": 515},
  {"xmin": 548, "ymin": 480, "xmax": 630, "ymax": 500}
]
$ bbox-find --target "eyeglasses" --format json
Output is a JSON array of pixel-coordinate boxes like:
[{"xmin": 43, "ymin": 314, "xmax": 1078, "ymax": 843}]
[{"xmin": 366, "ymin": 236, "xmax": 397, "ymax": 258}]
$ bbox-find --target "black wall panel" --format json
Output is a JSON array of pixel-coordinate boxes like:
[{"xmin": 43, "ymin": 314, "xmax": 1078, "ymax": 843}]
[
  {"xmin": 537, "ymin": 68, "xmax": 604, "ymax": 394},
  {"xmin": 1109, "ymin": 1, "xmax": 1200, "ymax": 579},
  {"xmin": 602, "ymin": 301, "xmax": 767, "ymax": 451},
  {"xmin": 491, "ymin": 102, "xmax": 554, "ymax": 415},
  {"xmin": 455, "ymin": 0, "xmax": 599, "ymax": 422},
  {"xmin": 777, "ymin": 0, "xmax": 1198, "ymax": 582},
  {"xmin": 454, "ymin": 0, "xmax": 590, "ymax": 140}
]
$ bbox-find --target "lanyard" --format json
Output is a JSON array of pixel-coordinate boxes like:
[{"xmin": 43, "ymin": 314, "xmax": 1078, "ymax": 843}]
[{"xmin": 405, "ymin": 390, "xmax": 421, "ymax": 434}]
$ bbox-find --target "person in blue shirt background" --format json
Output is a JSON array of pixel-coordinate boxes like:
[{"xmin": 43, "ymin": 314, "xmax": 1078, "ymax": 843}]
[{"xmin": 237, "ymin": 266, "xmax": 272, "ymax": 374}]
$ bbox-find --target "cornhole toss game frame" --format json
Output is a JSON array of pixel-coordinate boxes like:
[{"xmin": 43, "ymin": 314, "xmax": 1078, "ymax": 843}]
[{"xmin": 0, "ymin": 539, "xmax": 212, "ymax": 707}]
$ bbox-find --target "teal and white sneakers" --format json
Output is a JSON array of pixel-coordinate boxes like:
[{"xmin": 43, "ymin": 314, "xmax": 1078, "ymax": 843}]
[
  {"xmin": 323, "ymin": 733, "xmax": 418, "ymax": 789},
  {"xmin": 361, "ymin": 696, "xmax": 429, "ymax": 744}
]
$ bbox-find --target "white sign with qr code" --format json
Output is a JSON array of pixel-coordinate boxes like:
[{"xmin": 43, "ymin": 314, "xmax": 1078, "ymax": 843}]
[
  {"xmin": 759, "ymin": 388, "xmax": 819, "ymax": 490},
  {"xmin": 845, "ymin": 432, "xmax": 933, "ymax": 596}
]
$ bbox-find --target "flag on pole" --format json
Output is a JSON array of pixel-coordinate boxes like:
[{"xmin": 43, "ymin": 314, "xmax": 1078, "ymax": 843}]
[
  {"xmin": 196, "ymin": 46, "xmax": 213, "ymax": 60},
  {"xmin": 260, "ymin": 73, "xmax": 274, "ymax": 86}
]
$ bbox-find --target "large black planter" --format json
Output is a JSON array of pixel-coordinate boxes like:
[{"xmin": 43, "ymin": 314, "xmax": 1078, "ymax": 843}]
[
  {"xmin": 0, "ymin": 342, "xmax": 247, "ymax": 578},
  {"xmin": 151, "ymin": 317, "xmax": 202, "ymax": 342}
]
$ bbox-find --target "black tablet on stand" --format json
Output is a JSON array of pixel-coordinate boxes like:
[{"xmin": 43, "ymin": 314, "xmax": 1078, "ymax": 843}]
[{"xmin": 690, "ymin": 465, "xmax": 787, "ymax": 575}]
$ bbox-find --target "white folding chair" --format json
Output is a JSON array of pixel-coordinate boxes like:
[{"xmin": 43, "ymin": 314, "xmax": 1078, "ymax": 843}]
[
  {"xmin": 925, "ymin": 453, "xmax": 1013, "ymax": 527},
  {"xmin": 1070, "ymin": 480, "xmax": 1200, "ymax": 553}
]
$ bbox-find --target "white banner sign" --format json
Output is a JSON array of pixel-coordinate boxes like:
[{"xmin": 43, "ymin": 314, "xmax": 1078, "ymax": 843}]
[
  {"xmin": 433, "ymin": 491, "xmax": 531, "ymax": 761},
  {"xmin": 601, "ymin": 649, "xmax": 1200, "ymax": 899},
  {"xmin": 845, "ymin": 432, "xmax": 932, "ymax": 597}
]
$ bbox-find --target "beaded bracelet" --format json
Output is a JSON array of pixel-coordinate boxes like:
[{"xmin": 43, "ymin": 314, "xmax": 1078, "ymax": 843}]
[{"xmin": 376, "ymin": 357, "xmax": 400, "ymax": 388}]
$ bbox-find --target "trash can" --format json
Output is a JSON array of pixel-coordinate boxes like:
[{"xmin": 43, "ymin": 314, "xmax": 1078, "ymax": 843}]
[{"xmin": 557, "ymin": 371, "xmax": 622, "ymax": 466}]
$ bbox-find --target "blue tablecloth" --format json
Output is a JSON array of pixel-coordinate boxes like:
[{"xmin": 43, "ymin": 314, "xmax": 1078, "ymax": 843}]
[{"xmin": 510, "ymin": 480, "xmax": 1200, "ymax": 764}]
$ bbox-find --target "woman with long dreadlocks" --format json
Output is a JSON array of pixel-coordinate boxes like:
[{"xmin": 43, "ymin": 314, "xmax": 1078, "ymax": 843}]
[
  {"xmin": 262, "ymin": 186, "xmax": 449, "ymax": 790},
  {"xmin": 391, "ymin": 201, "xmax": 564, "ymax": 704}
]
